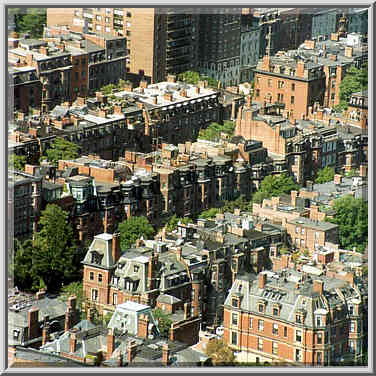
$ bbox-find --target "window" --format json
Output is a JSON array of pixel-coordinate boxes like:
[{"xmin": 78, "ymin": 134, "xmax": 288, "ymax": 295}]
[
  {"xmin": 134, "ymin": 265, "xmax": 139, "ymax": 272},
  {"xmin": 258, "ymin": 320, "xmax": 264, "ymax": 332},
  {"xmin": 296, "ymin": 329, "xmax": 302, "ymax": 342},
  {"xmin": 349, "ymin": 305, "xmax": 354, "ymax": 315},
  {"xmin": 273, "ymin": 307, "xmax": 279, "ymax": 316},
  {"xmin": 126, "ymin": 11, "xmax": 132, "ymax": 17},
  {"xmin": 348, "ymin": 340, "xmax": 355, "ymax": 353},
  {"xmin": 350, "ymin": 321, "xmax": 355, "ymax": 332},
  {"xmin": 231, "ymin": 331, "xmax": 238, "ymax": 345},
  {"xmin": 331, "ymin": 80, "xmax": 336, "ymax": 89},
  {"xmin": 91, "ymin": 289, "xmax": 98, "ymax": 301},
  {"xmin": 96, "ymin": 15, "xmax": 102, "ymax": 21},
  {"xmin": 249, "ymin": 318, "xmax": 253, "ymax": 329},
  {"xmin": 292, "ymin": 83, "xmax": 295, "ymax": 91},
  {"xmin": 296, "ymin": 238, "xmax": 300, "ymax": 247},
  {"xmin": 232, "ymin": 313, "xmax": 238, "ymax": 326},
  {"xmin": 284, "ymin": 327, "xmax": 287, "ymax": 337},
  {"xmin": 317, "ymin": 332, "xmax": 322, "ymax": 344},
  {"xmin": 98, "ymin": 273, "xmax": 103, "ymax": 283},
  {"xmin": 113, "ymin": 293, "xmax": 118, "ymax": 305},
  {"xmin": 277, "ymin": 93, "xmax": 284, "ymax": 102},
  {"xmin": 296, "ymin": 314, "xmax": 302, "ymax": 323},
  {"xmin": 256, "ymin": 89, "xmax": 260, "ymax": 97},
  {"xmin": 317, "ymin": 352, "xmax": 322, "ymax": 364},
  {"xmin": 272, "ymin": 323, "xmax": 278, "ymax": 335},
  {"xmin": 291, "ymin": 96, "xmax": 295, "ymax": 104},
  {"xmin": 316, "ymin": 316, "xmax": 322, "ymax": 326},
  {"xmin": 278, "ymin": 80, "xmax": 285, "ymax": 88},
  {"xmin": 268, "ymin": 79, "xmax": 272, "ymax": 88},
  {"xmin": 301, "ymin": 228, "xmax": 305, "ymax": 235},
  {"xmin": 258, "ymin": 338, "xmax": 263, "ymax": 351},
  {"xmin": 89, "ymin": 272, "xmax": 94, "ymax": 280},
  {"xmin": 232, "ymin": 298, "xmax": 238, "ymax": 308},
  {"xmin": 126, "ymin": 30, "xmax": 131, "ymax": 36},
  {"xmin": 295, "ymin": 349, "xmax": 302, "ymax": 362},
  {"xmin": 272, "ymin": 342, "xmax": 278, "ymax": 355},
  {"xmin": 296, "ymin": 227, "xmax": 300, "ymax": 234},
  {"xmin": 315, "ymin": 232, "xmax": 320, "ymax": 240},
  {"xmin": 258, "ymin": 304, "xmax": 264, "ymax": 313}
]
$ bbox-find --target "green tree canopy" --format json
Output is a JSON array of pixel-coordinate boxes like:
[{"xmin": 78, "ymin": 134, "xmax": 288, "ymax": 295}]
[
  {"xmin": 117, "ymin": 216, "xmax": 155, "ymax": 250},
  {"xmin": 198, "ymin": 121, "xmax": 235, "ymax": 142},
  {"xmin": 335, "ymin": 64, "xmax": 368, "ymax": 111},
  {"xmin": 315, "ymin": 166, "xmax": 335, "ymax": 184},
  {"xmin": 258, "ymin": 173, "xmax": 300, "ymax": 198},
  {"xmin": 58, "ymin": 281, "xmax": 86, "ymax": 312},
  {"xmin": 32, "ymin": 204, "xmax": 78, "ymax": 292},
  {"xmin": 13, "ymin": 239, "xmax": 39, "ymax": 292},
  {"xmin": 177, "ymin": 71, "xmax": 218, "ymax": 87},
  {"xmin": 221, "ymin": 195, "xmax": 252, "ymax": 213},
  {"xmin": 152, "ymin": 308, "xmax": 172, "ymax": 338},
  {"xmin": 8, "ymin": 154, "xmax": 27, "ymax": 171},
  {"xmin": 9, "ymin": 8, "xmax": 46, "ymax": 38},
  {"xmin": 327, "ymin": 195, "xmax": 368, "ymax": 253},
  {"xmin": 199, "ymin": 208, "xmax": 221, "ymax": 219},
  {"xmin": 165, "ymin": 215, "xmax": 192, "ymax": 233},
  {"xmin": 42, "ymin": 137, "xmax": 80, "ymax": 166},
  {"xmin": 205, "ymin": 339, "xmax": 235, "ymax": 366}
]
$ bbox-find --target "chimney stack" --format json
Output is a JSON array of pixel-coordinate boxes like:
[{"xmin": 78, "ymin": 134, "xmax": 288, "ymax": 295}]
[
  {"xmin": 36, "ymin": 288, "xmax": 46, "ymax": 300},
  {"xmin": 140, "ymin": 79, "xmax": 148, "ymax": 89},
  {"xmin": 359, "ymin": 164, "xmax": 367, "ymax": 177},
  {"xmin": 162, "ymin": 343, "xmax": 169, "ymax": 366},
  {"xmin": 258, "ymin": 273, "xmax": 267, "ymax": 289},
  {"xmin": 334, "ymin": 174, "xmax": 342, "ymax": 185},
  {"xmin": 291, "ymin": 190, "xmax": 298, "ymax": 207},
  {"xmin": 69, "ymin": 331, "xmax": 77, "ymax": 353},
  {"xmin": 112, "ymin": 232, "xmax": 121, "ymax": 263},
  {"xmin": 344, "ymin": 46, "xmax": 353, "ymax": 58},
  {"xmin": 42, "ymin": 321, "xmax": 50, "ymax": 346},
  {"xmin": 184, "ymin": 302, "xmax": 191, "ymax": 319},
  {"xmin": 137, "ymin": 314, "xmax": 150, "ymax": 338},
  {"xmin": 27, "ymin": 307, "xmax": 39, "ymax": 340},
  {"xmin": 167, "ymin": 74, "xmax": 176, "ymax": 83},
  {"xmin": 107, "ymin": 328, "xmax": 115, "ymax": 356},
  {"xmin": 313, "ymin": 280, "xmax": 324, "ymax": 295},
  {"xmin": 127, "ymin": 340, "xmax": 137, "ymax": 363}
]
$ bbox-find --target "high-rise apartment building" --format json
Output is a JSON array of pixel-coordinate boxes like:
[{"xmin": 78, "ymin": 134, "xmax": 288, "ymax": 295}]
[
  {"xmin": 198, "ymin": 8, "xmax": 242, "ymax": 87},
  {"xmin": 47, "ymin": 8, "xmax": 199, "ymax": 84}
]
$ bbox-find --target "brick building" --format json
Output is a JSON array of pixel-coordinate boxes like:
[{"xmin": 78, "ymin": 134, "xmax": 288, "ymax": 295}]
[
  {"xmin": 47, "ymin": 8, "xmax": 199, "ymax": 84},
  {"xmin": 8, "ymin": 170, "xmax": 42, "ymax": 240},
  {"xmin": 285, "ymin": 217, "xmax": 339, "ymax": 254},
  {"xmin": 345, "ymin": 90, "xmax": 368, "ymax": 130},
  {"xmin": 223, "ymin": 270, "xmax": 367, "ymax": 365},
  {"xmin": 253, "ymin": 54, "xmax": 326, "ymax": 120}
]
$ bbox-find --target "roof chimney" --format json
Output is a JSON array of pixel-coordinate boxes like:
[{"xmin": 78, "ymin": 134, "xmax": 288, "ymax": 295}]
[
  {"xmin": 258, "ymin": 273, "xmax": 267, "ymax": 289},
  {"xmin": 334, "ymin": 174, "xmax": 342, "ymax": 185},
  {"xmin": 69, "ymin": 331, "xmax": 77, "ymax": 353},
  {"xmin": 112, "ymin": 232, "xmax": 121, "ymax": 263},
  {"xmin": 313, "ymin": 280, "xmax": 324, "ymax": 295},
  {"xmin": 107, "ymin": 328, "xmax": 115, "ymax": 356},
  {"xmin": 184, "ymin": 302, "xmax": 191, "ymax": 319},
  {"xmin": 162, "ymin": 343, "xmax": 169, "ymax": 366},
  {"xmin": 127, "ymin": 340, "xmax": 137, "ymax": 363}
]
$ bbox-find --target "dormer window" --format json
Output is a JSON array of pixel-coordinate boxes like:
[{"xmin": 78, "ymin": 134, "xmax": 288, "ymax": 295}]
[
  {"xmin": 273, "ymin": 304, "xmax": 281, "ymax": 316},
  {"xmin": 232, "ymin": 298, "xmax": 239, "ymax": 308},
  {"xmin": 258, "ymin": 303, "xmax": 265, "ymax": 313},
  {"xmin": 91, "ymin": 251, "xmax": 103, "ymax": 265},
  {"xmin": 134, "ymin": 265, "xmax": 139, "ymax": 273},
  {"xmin": 296, "ymin": 313, "xmax": 302, "ymax": 323}
]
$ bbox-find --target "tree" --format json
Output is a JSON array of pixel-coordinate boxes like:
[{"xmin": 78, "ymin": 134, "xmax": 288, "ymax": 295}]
[
  {"xmin": 59, "ymin": 282, "xmax": 86, "ymax": 313},
  {"xmin": 222, "ymin": 195, "xmax": 251, "ymax": 213},
  {"xmin": 327, "ymin": 195, "xmax": 368, "ymax": 253},
  {"xmin": 252, "ymin": 190, "xmax": 270, "ymax": 204},
  {"xmin": 336, "ymin": 64, "xmax": 368, "ymax": 111},
  {"xmin": 258, "ymin": 173, "xmax": 300, "ymax": 198},
  {"xmin": 12, "ymin": 8, "xmax": 47, "ymax": 38},
  {"xmin": 42, "ymin": 137, "xmax": 80, "ymax": 166},
  {"xmin": 117, "ymin": 216, "xmax": 155, "ymax": 250},
  {"xmin": 177, "ymin": 70, "xmax": 218, "ymax": 87},
  {"xmin": 32, "ymin": 204, "xmax": 78, "ymax": 292},
  {"xmin": 8, "ymin": 154, "xmax": 27, "ymax": 171},
  {"xmin": 315, "ymin": 166, "xmax": 335, "ymax": 184},
  {"xmin": 205, "ymin": 339, "xmax": 235, "ymax": 366},
  {"xmin": 165, "ymin": 215, "xmax": 192, "ymax": 233},
  {"xmin": 152, "ymin": 308, "xmax": 172, "ymax": 338},
  {"xmin": 198, "ymin": 121, "xmax": 235, "ymax": 142},
  {"xmin": 199, "ymin": 208, "xmax": 221, "ymax": 219},
  {"xmin": 101, "ymin": 83, "xmax": 116, "ymax": 95},
  {"xmin": 13, "ymin": 239, "xmax": 39, "ymax": 292}
]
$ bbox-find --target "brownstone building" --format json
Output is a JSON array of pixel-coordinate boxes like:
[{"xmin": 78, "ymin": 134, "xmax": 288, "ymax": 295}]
[
  {"xmin": 223, "ymin": 271, "xmax": 367, "ymax": 365},
  {"xmin": 346, "ymin": 90, "xmax": 368, "ymax": 130},
  {"xmin": 253, "ymin": 54, "xmax": 326, "ymax": 120}
]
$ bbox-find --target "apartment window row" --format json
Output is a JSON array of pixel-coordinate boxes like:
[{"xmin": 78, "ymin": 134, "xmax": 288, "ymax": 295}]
[{"xmin": 89, "ymin": 271, "xmax": 103, "ymax": 283}]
